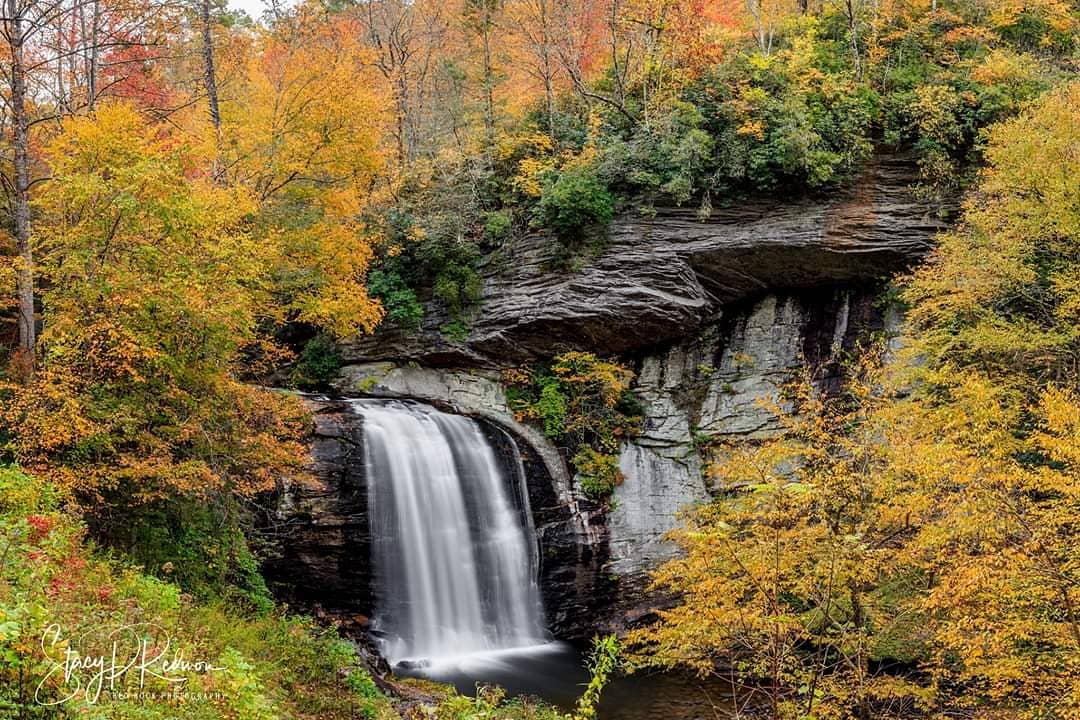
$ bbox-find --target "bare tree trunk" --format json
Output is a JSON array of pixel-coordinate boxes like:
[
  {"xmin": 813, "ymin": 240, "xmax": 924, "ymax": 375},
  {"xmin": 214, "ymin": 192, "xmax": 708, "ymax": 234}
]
[
  {"xmin": 7, "ymin": 0, "xmax": 35, "ymax": 373},
  {"xmin": 543, "ymin": 69, "xmax": 555, "ymax": 138},
  {"xmin": 200, "ymin": 0, "xmax": 222, "ymax": 134},
  {"xmin": 846, "ymin": 0, "xmax": 862, "ymax": 80},
  {"xmin": 88, "ymin": 0, "xmax": 101, "ymax": 109},
  {"xmin": 479, "ymin": 3, "xmax": 496, "ymax": 163},
  {"xmin": 746, "ymin": 0, "xmax": 770, "ymax": 55},
  {"xmin": 397, "ymin": 72, "xmax": 412, "ymax": 163},
  {"xmin": 538, "ymin": 0, "xmax": 555, "ymax": 138}
]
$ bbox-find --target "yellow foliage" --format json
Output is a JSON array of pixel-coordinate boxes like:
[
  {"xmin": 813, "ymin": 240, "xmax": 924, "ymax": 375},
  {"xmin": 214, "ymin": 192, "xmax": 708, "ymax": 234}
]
[
  {"xmin": 186, "ymin": 3, "xmax": 392, "ymax": 339},
  {"xmin": 632, "ymin": 85, "xmax": 1080, "ymax": 718},
  {"xmin": 988, "ymin": 0, "xmax": 1077, "ymax": 35},
  {"xmin": 969, "ymin": 48, "xmax": 1042, "ymax": 87},
  {"xmin": 0, "ymin": 102, "xmax": 310, "ymax": 505}
]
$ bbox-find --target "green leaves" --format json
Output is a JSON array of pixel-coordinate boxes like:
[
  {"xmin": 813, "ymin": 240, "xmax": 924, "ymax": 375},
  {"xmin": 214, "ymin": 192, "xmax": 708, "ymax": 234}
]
[
  {"xmin": 533, "ymin": 162, "xmax": 615, "ymax": 245},
  {"xmin": 505, "ymin": 353, "xmax": 640, "ymax": 501}
]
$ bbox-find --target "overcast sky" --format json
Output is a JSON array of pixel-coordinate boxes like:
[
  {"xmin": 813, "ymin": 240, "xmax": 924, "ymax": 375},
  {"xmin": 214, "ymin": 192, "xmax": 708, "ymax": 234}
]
[{"xmin": 227, "ymin": 0, "xmax": 279, "ymax": 23}]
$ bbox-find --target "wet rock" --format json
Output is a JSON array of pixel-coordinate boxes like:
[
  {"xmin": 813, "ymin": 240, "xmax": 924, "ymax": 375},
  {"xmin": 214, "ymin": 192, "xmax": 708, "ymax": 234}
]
[
  {"xmin": 480, "ymin": 421, "xmax": 613, "ymax": 640},
  {"xmin": 260, "ymin": 398, "xmax": 373, "ymax": 619},
  {"xmin": 264, "ymin": 394, "xmax": 611, "ymax": 644}
]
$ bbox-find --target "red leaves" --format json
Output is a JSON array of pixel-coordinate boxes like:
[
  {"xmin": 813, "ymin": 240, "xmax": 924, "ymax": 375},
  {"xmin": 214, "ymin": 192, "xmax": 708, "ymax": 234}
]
[{"xmin": 26, "ymin": 514, "xmax": 55, "ymax": 542}]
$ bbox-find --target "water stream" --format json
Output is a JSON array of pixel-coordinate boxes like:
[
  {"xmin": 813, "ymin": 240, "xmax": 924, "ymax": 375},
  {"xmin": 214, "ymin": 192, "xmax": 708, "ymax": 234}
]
[
  {"xmin": 356, "ymin": 398, "xmax": 737, "ymax": 718},
  {"xmin": 357, "ymin": 399, "xmax": 549, "ymax": 666}
]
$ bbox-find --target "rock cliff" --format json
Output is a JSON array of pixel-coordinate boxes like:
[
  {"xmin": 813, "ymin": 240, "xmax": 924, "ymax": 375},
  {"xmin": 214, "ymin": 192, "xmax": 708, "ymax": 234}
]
[
  {"xmin": 268, "ymin": 153, "xmax": 942, "ymax": 641},
  {"xmin": 340, "ymin": 154, "xmax": 939, "ymax": 366}
]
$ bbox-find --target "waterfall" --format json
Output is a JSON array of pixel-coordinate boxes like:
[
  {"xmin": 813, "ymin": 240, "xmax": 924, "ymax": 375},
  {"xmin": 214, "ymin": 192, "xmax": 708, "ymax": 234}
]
[{"xmin": 355, "ymin": 399, "xmax": 549, "ymax": 665}]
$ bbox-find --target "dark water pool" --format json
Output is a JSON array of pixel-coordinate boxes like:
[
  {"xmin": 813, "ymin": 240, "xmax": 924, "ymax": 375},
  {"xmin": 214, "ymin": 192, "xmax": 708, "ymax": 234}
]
[{"xmin": 395, "ymin": 642, "xmax": 736, "ymax": 719}]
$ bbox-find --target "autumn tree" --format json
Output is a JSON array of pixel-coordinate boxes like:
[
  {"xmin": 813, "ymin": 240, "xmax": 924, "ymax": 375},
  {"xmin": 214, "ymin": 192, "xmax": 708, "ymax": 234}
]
[
  {"xmin": 209, "ymin": 3, "xmax": 388, "ymax": 336},
  {"xmin": 626, "ymin": 364, "xmax": 927, "ymax": 719},
  {"xmin": 0, "ymin": 0, "xmax": 175, "ymax": 374},
  {"xmin": 352, "ymin": 0, "xmax": 450, "ymax": 163},
  {"xmin": 886, "ymin": 83, "xmax": 1080, "ymax": 711},
  {"xmin": 462, "ymin": 0, "xmax": 502, "ymax": 160},
  {"xmin": 630, "ymin": 83, "xmax": 1080, "ymax": 718},
  {"xmin": 0, "ymin": 101, "xmax": 321, "ymax": 598},
  {"xmin": 198, "ymin": 0, "xmax": 223, "ymax": 165},
  {"xmin": 504, "ymin": 0, "xmax": 562, "ymax": 136},
  {"xmin": 0, "ymin": 0, "xmax": 392, "ymax": 597},
  {"xmin": 556, "ymin": 0, "xmax": 640, "ymax": 125}
]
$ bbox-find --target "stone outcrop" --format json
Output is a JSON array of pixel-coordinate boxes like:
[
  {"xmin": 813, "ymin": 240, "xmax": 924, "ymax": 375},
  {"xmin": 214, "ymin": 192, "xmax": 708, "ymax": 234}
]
[
  {"xmin": 340, "ymin": 154, "xmax": 941, "ymax": 366},
  {"xmin": 606, "ymin": 288, "xmax": 897, "ymax": 577},
  {"xmin": 268, "ymin": 153, "xmax": 940, "ymax": 644},
  {"xmin": 261, "ymin": 398, "xmax": 373, "ymax": 631}
]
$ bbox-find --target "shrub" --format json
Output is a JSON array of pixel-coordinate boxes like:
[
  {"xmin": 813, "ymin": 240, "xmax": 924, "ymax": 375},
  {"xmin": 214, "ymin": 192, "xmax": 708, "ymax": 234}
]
[
  {"xmin": 689, "ymin": 30, "xmax": 877, "ymax": 194},
  {"xmin": 0, "ymin": 466, "xmax": 57, "ymax": 516},
  {"xmin": 535, "ymin": 378, "xmax": 568, "ymax": 438},
  {"xmin": 433, "ymin": 262, "xmax": 483, "ymax": 321},
  {"xmin": 598, "ymin": 101, "xmax": 715, "ymax": 205},
  {"xmin": 368, "ymin": 269, "xmax": 424, "ymax": 331},
  {"xmin": 572, "ymin": 448, "xmax": 623, "ymax": 499},
  {"xmin": 423, "ymin": 637, "xmax": 618, "ymax": 720},
  {"xmin": 483, "ymin": 209, "xmax": 513, "ymax": 243},
  {"xmin": 505, "ymin": 352, "xmax": 641, "ymax": 502},
  {"xmin": 291, "ymin": 334, "xmax": 343, "ymax": 389},
  {"xmin": 97, "ymin": 496, "xmax": 275, "ymax": 613},
  {"xmin": 575, "ymin": 635, "xmax": 620, "ymax": 720},
  {"xmin": 533, "ymin": 163, "xmax": 614, "ymax": 245}
]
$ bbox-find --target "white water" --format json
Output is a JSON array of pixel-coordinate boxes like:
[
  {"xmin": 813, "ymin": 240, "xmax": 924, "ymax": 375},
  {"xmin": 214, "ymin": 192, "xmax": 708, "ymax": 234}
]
[{"xmin": 355, "ymin": 399, "xmax": 549, "ymax": 666}]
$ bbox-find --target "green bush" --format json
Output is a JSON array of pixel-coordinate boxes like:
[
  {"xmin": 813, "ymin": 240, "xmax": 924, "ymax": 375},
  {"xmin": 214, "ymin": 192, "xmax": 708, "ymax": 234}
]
[
  {"xmin": 483, "ymin": 209, "xmax": 513, "ymax": 243},
  {"xmin": 536, "ymin": 378, "xmax": 568, "ymax": 438},
  {"xmin": 598, "ymin": 101, "xmax": 715, "ymax": 204},
  {"xmin": 575, "ymin": 635, "xmax": 620, "ymax": 720},
  {"xmin": 505, "ymin": 352, "xmax": 641, "ymax": 502},
  {"xmin": 572, "ymin": 448, "xmax": 623, "ymax": 500},
  {"xmin": 0, "ymin": 465, "xmax": 57, "ymax": 516},
  {"xmin": 430, "ymin": 685, "xmax": 571, "ymax": 720},
  {"xmin": 533, "ymin": 163, "xmax": 614, "ymax": 245},
  {"xmin": 368, "ymin": 269, "xmax": 424, "ymax": 331},
  {"xmin": 370, "ymin": 192, "xmax": 484, "ymax": 337},
  {"xmin": 291, "ymin": 334, "xmax": 343, "ymax": 389},
  {"xmin": 433, "ymin": 262, "xmax": 483, "ymax": 321},
  {"xmin": 439, "ymin": 319, "xmax": 471, "ymax": 342},
  {"xmin": 97, "ymin": 496, "xmax": 275, "ymax": 614},
  {"xmin": 695, "ymin": 43, "xmax": 877, "ymax": 193}
]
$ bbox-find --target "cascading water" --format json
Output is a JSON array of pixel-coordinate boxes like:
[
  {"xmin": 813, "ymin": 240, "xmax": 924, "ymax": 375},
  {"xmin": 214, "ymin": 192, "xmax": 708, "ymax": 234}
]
[{"xmin": 355, "ymin": 399, "xmax": 550, "ymax": 667}]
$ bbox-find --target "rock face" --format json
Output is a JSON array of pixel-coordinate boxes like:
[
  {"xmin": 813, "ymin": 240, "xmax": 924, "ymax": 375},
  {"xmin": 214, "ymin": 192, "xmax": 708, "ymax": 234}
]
[
  {"xmin": 261, "ymin": 399, "xmax": 373, "ymax": 630},
  {"xmin": 340, "ymin": 154, "xmax": 941, "ymax": 367},
  {"xmin": 264, "ymin": 390, "xmax": 611, "ymax": 641},
  {"xmin": 606, "ymin": 287, "xmax": 895, "ymax": 577},
  {"xmin": 267, "ymin": 153, "xmax": 939, "ymax": 645}
]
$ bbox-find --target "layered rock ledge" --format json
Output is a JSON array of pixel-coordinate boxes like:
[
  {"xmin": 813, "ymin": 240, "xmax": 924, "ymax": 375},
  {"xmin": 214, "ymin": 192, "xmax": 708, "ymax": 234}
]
[{"xmin": 341, "ymin": 154, "xmax": 942, "ymax": 366}]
